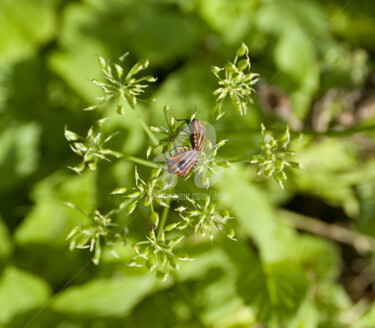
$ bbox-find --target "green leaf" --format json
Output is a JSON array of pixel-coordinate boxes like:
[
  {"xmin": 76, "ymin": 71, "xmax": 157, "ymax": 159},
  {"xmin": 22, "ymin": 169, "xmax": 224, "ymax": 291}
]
[
  {"xmin": 0, "ymin": 0, "xmax": 56, "ymax": 62},
  {"xmin": 292, "ymin": 138, "xmax": 362, "ymax": 218},
  {"xmin": 278, "ymin": 232, "xmax": 341, "ymax": 282},
  {"xmin": 200, "ymin": 274, "xmax": 256, "ymax": 326},
  {"xmin": 287, "ymin": 300, "xmax": 319, "ymax": 328},
  {"xmin": 0, "ymin": 266, "xmax": 51, "ymax": 324},
  {"xmin": 274, "ymin": 26, "xmax": 319, "ymax": 119},
  {"xmin": 0, "ymin": 123, "xmax": 41, "ymax": 193},
  {"xmin": 315, "ymin": 282, "xmax": 352, "ymax": 315},
  {"xmin": 178, "ymin": 247, "xmax": 236, "ymax": 281},
  {"xmin": 237, "ymin": 259, "xmax": 309, "ymax": 324},
  {"xmin": 354, "ymin": 301, "xmax": 375, "ymax": 328},
  {"xmin": 199, "ymin": 0, "xmax": 256, "ymax": 43},
  {"xmin": 122, "ymin": 4, "xmax": 202, "ymax": 66},
  {"xmin": 218, "ymin": 168, "xmax": 291, "ymax": 262},
  {"xmin": 51, "ymin": 274, "xmax": 159, "ymax": 317},
  {"xmin": 48, "ymin": 4, "xmax": 107, "ymax": 102},
  {"xmin": 15, "ymin": 172, "xmax": 96, "ymax": 245}
]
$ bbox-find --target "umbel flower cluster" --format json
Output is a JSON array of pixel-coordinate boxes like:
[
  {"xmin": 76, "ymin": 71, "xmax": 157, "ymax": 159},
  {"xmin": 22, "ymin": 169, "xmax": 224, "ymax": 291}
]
[
  {"xmin": 65, "ymin": 45, "xmax": 302, "ymax": 281},
  {"xmin": 250, "ymin": 124, "xmax": 302, "ymax": 189}
]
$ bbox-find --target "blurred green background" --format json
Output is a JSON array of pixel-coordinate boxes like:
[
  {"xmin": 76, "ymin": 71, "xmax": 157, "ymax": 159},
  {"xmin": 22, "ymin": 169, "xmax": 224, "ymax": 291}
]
[{"xmin": 1, "ymin": 0, "xmax": 375, "ymax": 327}]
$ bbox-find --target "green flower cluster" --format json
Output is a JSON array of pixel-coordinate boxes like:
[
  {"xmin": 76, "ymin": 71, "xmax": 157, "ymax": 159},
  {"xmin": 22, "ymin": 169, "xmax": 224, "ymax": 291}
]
[{"xmin": 250, "ymin": 124, "xmax": 302, "ymax": 189}]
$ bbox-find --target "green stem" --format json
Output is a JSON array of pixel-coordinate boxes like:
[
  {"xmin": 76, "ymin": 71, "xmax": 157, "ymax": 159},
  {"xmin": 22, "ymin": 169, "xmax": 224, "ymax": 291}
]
[
  {"xmin": 133, "ymin": 109, "xmax": 159, "ymax": 145},
  {"xmin": 303, "ymin": 125, "xmax": 375, "ymax": 137},
  {"xmin": 157, "ymin": 196, "xmax": 171, "ymax": 240},
  {"xmin": 279, "ymin": 209, "xmax": 375, "ymax": 253},
  {"xmin": 225, "ymin": 125, "xmax": 375, "ymax": 138},
  {"xmin": 107, "ymin": 198, "xmax": 134, "ymax": 217},
  {"xmin": 227, "ymin": 158, "xmax": 247, "ymax": 163},
  {"xmin": 126, "ymin": 155, "xmax": 159, "ymax": 168},
  {"xmin": 206, "ymin": 101, "xmax": 222, "ymax": 122}
]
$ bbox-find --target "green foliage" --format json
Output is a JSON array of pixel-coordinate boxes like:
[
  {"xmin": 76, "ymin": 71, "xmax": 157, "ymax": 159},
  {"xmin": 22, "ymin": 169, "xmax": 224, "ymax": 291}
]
[
  {"xmin": 65, "ymin": 119, "xmax": 122, "ymax": 173},
  {"xmin": 51, "ymin": 274, "xmax": 158, "ymax": 317},
  {"xmin": 0, "ymin": 266, "xmax": 51, "ymax": 324},
  {"xmin": 212, "ymin": 42, "xmax": 259, "ymax": 118},
  {"xmin": 15, "ymin": 172, "xmax": 97, "ymax": 246},
  {"xmin": 237, "ymin": 259, "xmax": 309, "ymax": 324},
  {"xmin": 130, "ymin": 230, "xmax": 190, "ymax": 282},
  {"xmin": 90, "ymin": 54, "xmax": 157, "ymax": 115},
  {"xmin": 118, "ymin": 167, "xmax": 177, "ymax": 215},
  {"xmin": 2, "ymin": 0, "xmax": 375, "ymax": 327},
  {"xmin": 66, "ymin": 205, "xmax": 125, "ymax": 265},
  {"xmin": 0, "ymin": 123, "xmax": 41, "ymax": 192},
  {"xmin": 0, "ymin": 0, "xmax": 56, "ymax": 62},
  {"xmin": 250, "ymin": 124, "xmax": 302, "ymax": 189},
  {"xmin": 167, "ymin": 195, "xmax": 236, "ymax": 242}
]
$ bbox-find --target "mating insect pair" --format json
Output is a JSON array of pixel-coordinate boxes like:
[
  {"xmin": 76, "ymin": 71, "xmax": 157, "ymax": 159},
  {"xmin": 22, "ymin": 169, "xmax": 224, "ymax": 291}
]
[{"xmin": 166, "ymin": 119, "xmax": 206, "ymax": 177}]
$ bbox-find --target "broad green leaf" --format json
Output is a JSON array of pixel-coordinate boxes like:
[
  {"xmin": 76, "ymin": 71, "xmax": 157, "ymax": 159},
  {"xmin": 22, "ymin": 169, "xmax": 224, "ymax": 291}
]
[
  {"xmin": 0, "ymin": 0, "xmax": 56, "ymax": 61},
  {"xmin": 0, "ymin": 266, "xmax": 51, "ymax": 324},
  {"xmin": 315, "ymin": 282, "xmax": 352, "ymax": 315},
  {"xmin": 122, "ymin": 3, "xmax": 202, "ymax": 66},
  {"xmin": 274, "ymin": 26, "xmax": 319, "ymax": 119},
  {"xmin": 0, "ymin": 122, "xmax": 41, "ymax": 193},
  {"xmin": 292, "ymin": 138, "xmax": 367, "ymax": 218},
  {"xmin": 15, "ymin": 171, "xmax": 96, "ymax": 245},
  {"xmin": 51, "ymin": 274, "xmax": 159, "ymax": 317},
  {"xmin": 198, "ymin": 0, "xmax": 256, "ymax": 43},
  {"xmin": 255, "ymin": 0, "xmax": 327, "ymax": 36},
  {"xmin": 48, "ymin": 4, "xmax": 107, "ymax": 102},
  {"xmin": 278, "ymin": 232, "xmax": 341, "ymax": 282},
  {"xmin": 200, "ymin": 274, "xmax": 256, "ymax": 327},
  {"xmin": 237, "ymin": 258, "xmax": 309, "ymax": 324},
  {"xmin": 218, "ymin": 168, "xmax": 291, "ymax": 263},
  {"xmin": 178, "ymin": 246, "xmax": 236, "ymax": 281},
  {"xmin": 288, "ymin": 300, "xmax": 319, "ymax": 328}
]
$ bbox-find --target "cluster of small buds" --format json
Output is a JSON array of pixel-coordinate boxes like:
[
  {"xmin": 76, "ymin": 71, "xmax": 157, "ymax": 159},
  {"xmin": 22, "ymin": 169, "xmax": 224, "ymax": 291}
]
[
  {"xmin": 112, "ymin": 167, "xmax": 179, "ymax": 218},
  {"xmin": 64, "ymin": 118, "xmax": 122, "ymax": 174},
  {"xmin": 65, "ymin": 204, "xmax": 126, "ymax": 265},
  {"xmin": 166, "ymin": 195, "xmax": 235, "ymax": 242},
  {"xmin": 86, "ymin": 53, "xmax": 157, "ymax": 115},
  {"xmin": 195, "ymin": 139, "xmax": 235, "ymax": 188},
  {"xmin": 249, "ymin": 124, "xmax": 302, "ymax": 189},
  {"xmin": 129, "ymin": 229, "xmax": 193, "ymax": 282},
  {"xmin": 212, "ymin": 43, "xmax": 260, "ymax": 118}
]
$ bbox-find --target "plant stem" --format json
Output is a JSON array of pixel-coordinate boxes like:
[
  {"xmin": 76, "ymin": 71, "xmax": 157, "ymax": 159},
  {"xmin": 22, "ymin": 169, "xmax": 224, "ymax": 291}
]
[
  {"xmin": 126, "ymin": 155, "xmax": 159, "ymax": 168},
  {"xmin": 279, "ymin": 209, "xmax": 375, "ymax": 254},
  {"xmin": 206, "ymin": 101, "xmax": 222, "ymax": 122},
  {"xmin": 157, "ymin": 196, "xmax": 171, "ymax": 240},
  {"xmin": 226, "ymin": 125, "xmax": 375, "ymax": 138},
  {"xmin": 228, "ymin": 157, "xmax": 248, "ymax": 163},
  {"xmin": 132, "ymin": 109, "xmax": 159, "ymax": 145},
  {"xmin": 107, "ymin": 198, "xmax": 134, "ymax": 217},
  {"xmin": 303, "ymin": 125, "xmax": 375, "ymax": 137}
]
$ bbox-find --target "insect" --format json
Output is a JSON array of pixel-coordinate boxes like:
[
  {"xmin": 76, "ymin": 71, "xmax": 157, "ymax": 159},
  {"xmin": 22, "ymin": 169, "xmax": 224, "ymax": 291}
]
[
  {"xmin": 175, "ymin": 118, "xmax": 206, "ymax": 152},
  {"xmin": 166, "ymin": 147, "xmax": 199, "ymax": 177}
]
